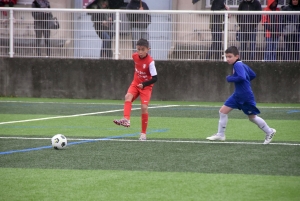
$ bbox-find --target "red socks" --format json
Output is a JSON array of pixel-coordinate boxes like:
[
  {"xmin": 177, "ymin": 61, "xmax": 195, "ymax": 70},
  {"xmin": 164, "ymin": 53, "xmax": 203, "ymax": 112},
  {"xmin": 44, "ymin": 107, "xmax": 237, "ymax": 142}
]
[
  {"xmin": 124, "ymin": 101, "xmax": 148, "ymax": 134},
  {"xmin": 141, "ymin": 113, "xmax": 148, "ymax": 134},
  {"xmin": 124, "ymin": 101, "xmax": 132, "ymax": 120}
]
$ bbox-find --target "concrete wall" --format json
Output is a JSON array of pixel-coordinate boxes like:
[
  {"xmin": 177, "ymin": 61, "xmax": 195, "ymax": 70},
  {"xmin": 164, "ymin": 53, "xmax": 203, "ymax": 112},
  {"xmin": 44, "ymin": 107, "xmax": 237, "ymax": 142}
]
[{"xmin": 0, "ymin": 58, "xmax": 299, "ymax": 103}]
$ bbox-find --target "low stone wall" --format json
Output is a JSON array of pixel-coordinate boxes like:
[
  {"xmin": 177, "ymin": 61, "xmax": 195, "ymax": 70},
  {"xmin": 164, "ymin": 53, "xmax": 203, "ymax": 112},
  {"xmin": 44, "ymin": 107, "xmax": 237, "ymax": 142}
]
[{"xmin": 0, "ymin": 58, "xmax": 299, "ymax": 103}]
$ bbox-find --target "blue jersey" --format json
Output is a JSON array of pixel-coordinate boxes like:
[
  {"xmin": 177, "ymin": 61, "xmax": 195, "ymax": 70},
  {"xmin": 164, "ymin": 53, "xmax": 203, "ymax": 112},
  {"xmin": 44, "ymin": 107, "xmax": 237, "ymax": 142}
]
[
  {"xmin": 226, "ymin": 60, "xmax": 256, "ymax": 95},
  {"xmin": 224, "ymin": 60, "xmax": 260, "ymax": 115}
]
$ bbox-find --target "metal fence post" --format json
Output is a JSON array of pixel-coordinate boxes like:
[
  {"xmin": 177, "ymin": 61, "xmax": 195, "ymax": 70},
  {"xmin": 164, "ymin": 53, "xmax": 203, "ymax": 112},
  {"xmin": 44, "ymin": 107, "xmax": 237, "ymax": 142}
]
[
  {"xmin": 114, "ymin": 11, "xmax": 120, "ymax": 60},
  {"xmin": 9, "ymin": 9, "xmax": 14, "ymax": 58},
  {"xmin": 223, "ymin": 12, "xmax": 228, "ymax": 62}
]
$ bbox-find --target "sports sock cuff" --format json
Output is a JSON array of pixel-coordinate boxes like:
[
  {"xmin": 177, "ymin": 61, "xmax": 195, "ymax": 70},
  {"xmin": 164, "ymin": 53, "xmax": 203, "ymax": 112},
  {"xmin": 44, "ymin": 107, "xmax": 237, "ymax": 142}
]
[{"xmin": 219, "ymin": 111, "xmax": 228, "ymax": 118}]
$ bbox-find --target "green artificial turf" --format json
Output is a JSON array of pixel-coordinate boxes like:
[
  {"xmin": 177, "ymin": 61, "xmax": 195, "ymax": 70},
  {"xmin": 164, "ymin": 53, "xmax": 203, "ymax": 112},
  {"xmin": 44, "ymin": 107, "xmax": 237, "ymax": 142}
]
[
  {"xmin": 0, "ymin": 168, "xmax": 299, "ymax": 201},
  {"xmin": 0, "ymin": 97, "xmax": 299, "ymax": 201}
]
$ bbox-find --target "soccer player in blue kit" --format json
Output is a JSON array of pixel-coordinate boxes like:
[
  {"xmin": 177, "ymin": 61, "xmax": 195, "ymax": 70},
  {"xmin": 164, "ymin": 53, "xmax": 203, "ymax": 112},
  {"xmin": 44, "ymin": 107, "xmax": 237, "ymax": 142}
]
[{"xmin": 206, "ymin": 46, "xmax": 276, "ymax": 144}]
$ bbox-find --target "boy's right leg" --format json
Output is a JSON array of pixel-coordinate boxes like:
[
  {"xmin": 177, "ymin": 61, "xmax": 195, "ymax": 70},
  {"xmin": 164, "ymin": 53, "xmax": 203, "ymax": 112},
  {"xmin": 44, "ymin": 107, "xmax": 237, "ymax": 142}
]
[
  {"xmin": 113, "ymin": 90, "xmax": 136, "ymax": 127},
  {"xmin": 249, "ymin": 115, "xmax": 276, "ymax": 144},
  {"xmin": 206, "ymin": 105, "xmax": 232, "ymax": 141},
  {"xmin": 113, "ymin": 101, "xmax": 131, "ymax": 127}
]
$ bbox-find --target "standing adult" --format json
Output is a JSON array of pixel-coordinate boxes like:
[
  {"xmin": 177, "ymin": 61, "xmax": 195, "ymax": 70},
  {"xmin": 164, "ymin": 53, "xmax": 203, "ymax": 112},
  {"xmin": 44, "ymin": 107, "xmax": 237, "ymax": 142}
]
[
  {"xmin": 126, "ymin": 0, "xmax": 151, "ymax": 52},
  {"xmin": 281, "ymin": 0, "xmax": 300, "ymax": 61},
  {"xmin": 32, "ymin": 0, "xmax": 52, "ymax": 57},
  {"xmin": 237, "ymin": 0, "xmax": 262, "ymax": 61},
  {"xmin": 0, "ymin": 0, "xmax": 17, "ymax": 19},
  {"xmin": 262, "ymin": 0, "xmax": 281, "ymax": 61},
  {"xmin": 87, "ymin": 0, "xmax": 113, "ymax": 58},
  {"xmin": 206, "ymin": 0, "xmax": 229, "ymax": 60}
]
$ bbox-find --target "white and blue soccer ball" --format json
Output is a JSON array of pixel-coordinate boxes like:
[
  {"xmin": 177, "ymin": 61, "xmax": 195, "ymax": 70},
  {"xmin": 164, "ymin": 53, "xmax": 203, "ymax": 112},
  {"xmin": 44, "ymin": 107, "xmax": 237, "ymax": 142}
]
[{"xmin": 51, "ymin": 134, "xmax": 68, "ymax": 150}]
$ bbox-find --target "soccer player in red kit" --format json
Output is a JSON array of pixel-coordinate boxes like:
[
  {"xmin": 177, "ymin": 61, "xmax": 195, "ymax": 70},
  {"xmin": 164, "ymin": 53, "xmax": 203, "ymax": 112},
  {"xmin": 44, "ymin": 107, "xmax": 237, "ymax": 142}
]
[{"xmin": 113, "ymin": 38, "xmax": 157, "ymax": 141}]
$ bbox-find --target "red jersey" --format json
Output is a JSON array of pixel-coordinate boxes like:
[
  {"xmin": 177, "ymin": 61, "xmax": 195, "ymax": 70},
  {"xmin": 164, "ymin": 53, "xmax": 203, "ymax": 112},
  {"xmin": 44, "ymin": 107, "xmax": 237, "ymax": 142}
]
[{"xmin": 132, "ymin": 53, "xmax": 157, "ymax": 87}]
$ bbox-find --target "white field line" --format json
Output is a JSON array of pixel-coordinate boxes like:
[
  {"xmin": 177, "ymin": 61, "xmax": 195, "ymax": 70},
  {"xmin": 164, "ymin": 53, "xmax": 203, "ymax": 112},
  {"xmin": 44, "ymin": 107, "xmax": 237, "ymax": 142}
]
[
  {"xmin": 0, "ymin": 136, "xmax": 299, "ymax": 146},
  {"xmin": 0, "ymin": 105, "xmax": 179, "ymax": 125},
  {"xmin": 0, "ymin": 100, "xmax": 143, "ymax": 106}
]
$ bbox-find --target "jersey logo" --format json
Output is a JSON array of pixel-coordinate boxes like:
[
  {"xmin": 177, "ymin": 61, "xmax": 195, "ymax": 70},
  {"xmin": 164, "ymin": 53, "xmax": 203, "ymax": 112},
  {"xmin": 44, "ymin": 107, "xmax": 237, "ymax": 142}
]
[{"xmin": 143, "ymin": 64, "xmax": 147, "ymax": 69}]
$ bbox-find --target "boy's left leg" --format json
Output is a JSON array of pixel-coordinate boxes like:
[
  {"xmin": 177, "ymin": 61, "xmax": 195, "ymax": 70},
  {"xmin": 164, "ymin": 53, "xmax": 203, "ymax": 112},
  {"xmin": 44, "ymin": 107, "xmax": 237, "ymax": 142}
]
[
  {"xmin": 249, "ymin": 115, "xmax": 276, "ymax": 144},
  {"xmin": 138, "ymin": 87, "xmax": 152, "ymax": 141},
  {"xmin": 242, "ymin": 102, "xmax": 276, "ymax": 144},
  {"xmin": 140, "ymin": 104, "xmax": 148, "ymax": 141}
]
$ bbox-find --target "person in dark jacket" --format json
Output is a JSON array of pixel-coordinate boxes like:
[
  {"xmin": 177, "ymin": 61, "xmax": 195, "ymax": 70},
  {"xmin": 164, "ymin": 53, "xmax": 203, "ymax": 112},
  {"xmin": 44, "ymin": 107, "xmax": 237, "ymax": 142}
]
[
  {"xmin": 281, "ymin": 0, "xmax": 300, "ymax": 61},
  {"xmin": 126, "ymin": 0, "xmax": 151, "ymax": 51},
  {"xmin": 87, "ymin": 0, "xmax": 113, "ymax": 58},
  {"xmin": 206, "ymin": 0, "xmax": 229, "ymax": 60},
  {"xmin": 32, "ymin": 0, "xmax": 52, "ymax": 57},
  {"xmin": 261, "ymin": 0, "xmax": 280, "ymax": 61},
  {"xmin": 237, "ymin": 0, "xmax": 262, "ymax": 60}
]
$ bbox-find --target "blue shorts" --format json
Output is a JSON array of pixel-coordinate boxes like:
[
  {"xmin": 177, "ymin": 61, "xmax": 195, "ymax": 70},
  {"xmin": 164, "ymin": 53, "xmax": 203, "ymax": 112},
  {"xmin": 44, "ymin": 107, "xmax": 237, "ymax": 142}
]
[{"xmin": 224, "ymin": 93, "xmax": 260, "ymax": 115}]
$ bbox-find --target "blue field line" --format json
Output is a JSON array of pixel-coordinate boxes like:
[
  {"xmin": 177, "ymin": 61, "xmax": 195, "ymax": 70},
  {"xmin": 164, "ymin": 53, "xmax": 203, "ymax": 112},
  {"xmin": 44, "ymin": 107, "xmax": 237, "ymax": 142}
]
[{"xmin": 0, "ymin": 129, "xmax": 168, "ymax": 155}]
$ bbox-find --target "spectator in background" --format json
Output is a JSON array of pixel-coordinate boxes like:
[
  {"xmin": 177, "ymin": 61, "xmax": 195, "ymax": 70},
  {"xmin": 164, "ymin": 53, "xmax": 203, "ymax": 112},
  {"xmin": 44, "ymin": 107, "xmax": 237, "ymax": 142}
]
[
  {"xmin": 281, "ymin": 0, "xmax": 300, "ymax": 61},
  {"xmin": 206, "ymin": 0, "xmax": 229, "ymax": 60},
  {"xmin": 108, "ymin": 0, "xmax": 127, "ymax": 9},
  {"xmin": 32, "ymin": 0, "xmax": 51, "ymax": 57},
  {"xmin": 87, "ymin": 0, "xmax": 113, "ymax": 58},
  {"xmin": 237, "ymin": 0, "xmax": 262, "ymax": 60},
  {"xmin": 0, "ymin": 0, "xmax": 17, "ymax": 22},
  {"xmin": 262, "ymin": 0, "xmax": 280, "ymax": 61},
  {"xmin": 126, "ymin": 0, "xmax": 151, "ymax": 52}
]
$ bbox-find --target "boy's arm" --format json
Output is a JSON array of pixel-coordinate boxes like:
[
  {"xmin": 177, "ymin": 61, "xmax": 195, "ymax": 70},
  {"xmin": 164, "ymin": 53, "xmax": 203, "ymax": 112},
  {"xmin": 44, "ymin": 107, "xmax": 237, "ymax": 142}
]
[
  {"xmin": 248, "ymin": 67, "xmax": 256, "ymax": 81},
  {"xmin": 142, "ymin": 76, "xmax": 157, "ymax": 87},
  {"xmin": 142, "ymin": 61, "xmax": 157, "ymax": 87},
  {"xmin": 226, "ymin": 64, "xmax": 246, "ymax": 83}
]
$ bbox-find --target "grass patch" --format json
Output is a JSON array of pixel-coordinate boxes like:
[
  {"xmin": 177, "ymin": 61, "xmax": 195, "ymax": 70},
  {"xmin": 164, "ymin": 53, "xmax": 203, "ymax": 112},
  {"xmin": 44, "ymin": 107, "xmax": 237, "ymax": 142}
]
[
  {"xmin": 0, "ymin": 98, "xmax": 299, "ymax": 200},
  {"xmin": 0, "ymin": 168, "xmax": 299, "ymax": 201}
]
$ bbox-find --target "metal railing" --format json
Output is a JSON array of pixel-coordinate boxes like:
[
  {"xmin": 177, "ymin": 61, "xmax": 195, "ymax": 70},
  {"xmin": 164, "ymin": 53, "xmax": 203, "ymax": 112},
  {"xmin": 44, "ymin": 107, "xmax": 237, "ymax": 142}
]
[
  {"xmin": 0, "ymin": 7, "xmax": 299, "ymax": 61},
  {"xmin": 205, "ymin": 0, "xmax": 288, "ymax": 8}
]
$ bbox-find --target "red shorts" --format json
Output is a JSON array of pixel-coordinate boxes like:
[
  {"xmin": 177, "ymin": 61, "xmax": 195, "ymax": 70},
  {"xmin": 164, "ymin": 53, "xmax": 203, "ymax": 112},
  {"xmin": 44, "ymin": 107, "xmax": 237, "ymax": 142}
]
[{"xmin": 127, "ymin": 83, "xmax": 153, "ymax": 105}]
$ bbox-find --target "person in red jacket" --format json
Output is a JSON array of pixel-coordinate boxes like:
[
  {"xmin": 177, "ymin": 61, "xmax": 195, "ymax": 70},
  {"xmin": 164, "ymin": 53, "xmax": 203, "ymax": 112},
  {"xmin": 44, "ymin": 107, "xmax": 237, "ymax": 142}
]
[
  {"xmin": 113, "ymin": 38, "xmax": 158, "ymax": 141},
  {"xmin": 0, "ymin": 0, "xmax": 17, "ymax": 17},
  {"xmin": 261, "ymin": 0, "xmax": 280, "ymax": 61}
]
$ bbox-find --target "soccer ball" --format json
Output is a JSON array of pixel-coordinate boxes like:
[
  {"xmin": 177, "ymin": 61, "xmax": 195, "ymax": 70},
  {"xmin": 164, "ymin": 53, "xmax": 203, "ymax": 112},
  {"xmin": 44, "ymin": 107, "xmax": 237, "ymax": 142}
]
[{"xmin": 51, "ymin": 134, "xmax": 68, "ymax": 150}]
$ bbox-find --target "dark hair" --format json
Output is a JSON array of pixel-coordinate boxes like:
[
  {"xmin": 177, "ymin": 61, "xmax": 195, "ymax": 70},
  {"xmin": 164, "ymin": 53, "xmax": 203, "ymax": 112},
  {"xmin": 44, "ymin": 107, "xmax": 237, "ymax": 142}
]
[
  {"xmin": 225, "ymin": 46, "xmax": 239, "ymax": 56},
  {"xmin": 136, "ymin": 38, "xmax": 149, "ymax": 48}
]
